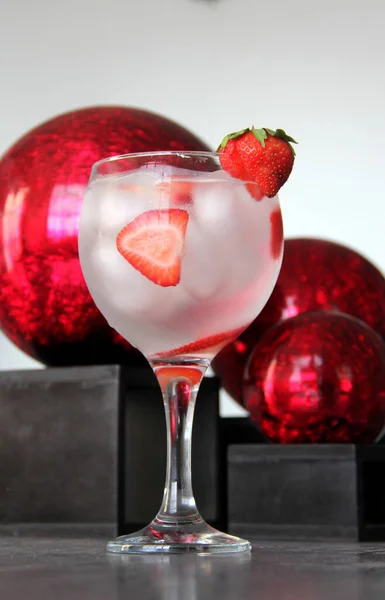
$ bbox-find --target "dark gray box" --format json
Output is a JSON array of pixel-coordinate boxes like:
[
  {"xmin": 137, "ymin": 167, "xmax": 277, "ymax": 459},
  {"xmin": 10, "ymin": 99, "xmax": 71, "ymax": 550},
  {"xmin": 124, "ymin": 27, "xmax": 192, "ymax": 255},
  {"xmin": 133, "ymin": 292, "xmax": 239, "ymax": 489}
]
[
  {"xmin": 228, "ymin": 444, "xmax": 385, "ymax": 541},
  {"xmin": 0, "ymin": 366, "xmax": 221, "ymax": 537}
]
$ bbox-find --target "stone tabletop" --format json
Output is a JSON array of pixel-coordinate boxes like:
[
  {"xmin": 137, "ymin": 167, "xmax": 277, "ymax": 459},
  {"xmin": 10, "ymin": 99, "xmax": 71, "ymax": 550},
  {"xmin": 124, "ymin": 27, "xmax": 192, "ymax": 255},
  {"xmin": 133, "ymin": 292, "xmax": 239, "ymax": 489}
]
[{"xmin": 1, "ymin": 534, "xmax": 385, "ymax": 599}]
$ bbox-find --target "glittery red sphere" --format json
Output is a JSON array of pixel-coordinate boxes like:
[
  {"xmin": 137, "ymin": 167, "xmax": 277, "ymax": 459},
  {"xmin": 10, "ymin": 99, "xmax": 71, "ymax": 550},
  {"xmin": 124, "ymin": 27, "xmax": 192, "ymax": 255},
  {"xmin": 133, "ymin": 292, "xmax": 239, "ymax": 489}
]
[
  {"xmin": 244, "ymin": 311, "xmax": 385, "ymax": 443},
  {"xmin": 0, "ymin": 106, "xmax": 210, "ymax": 365},
  {"xmin": 213, "ymin": 238, "xmax": 385, "ymax": 404}
]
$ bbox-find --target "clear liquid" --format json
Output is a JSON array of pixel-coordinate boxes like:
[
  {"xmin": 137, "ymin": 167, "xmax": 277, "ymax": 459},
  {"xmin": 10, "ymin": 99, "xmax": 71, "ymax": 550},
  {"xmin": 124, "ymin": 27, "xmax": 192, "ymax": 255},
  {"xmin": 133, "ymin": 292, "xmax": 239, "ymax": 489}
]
[{"xmin": 78, "ymin": 168, "xmax": 283, "ymax": 359}]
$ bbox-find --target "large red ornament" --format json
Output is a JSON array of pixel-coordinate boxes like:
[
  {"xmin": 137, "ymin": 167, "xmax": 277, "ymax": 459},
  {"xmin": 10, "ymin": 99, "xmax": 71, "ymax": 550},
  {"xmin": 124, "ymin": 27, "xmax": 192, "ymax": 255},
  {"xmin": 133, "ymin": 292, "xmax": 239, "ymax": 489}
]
[
  {"xmin": 244, "ymin": 311, "xmax": 385, "ymax": 444},
  {"xmin": 213, "ymin": 238, "xmax": 385, "ymax": 404},
  {"xmin": 0, "ymin": 106, "xmax": 210, "ymax": 365}
]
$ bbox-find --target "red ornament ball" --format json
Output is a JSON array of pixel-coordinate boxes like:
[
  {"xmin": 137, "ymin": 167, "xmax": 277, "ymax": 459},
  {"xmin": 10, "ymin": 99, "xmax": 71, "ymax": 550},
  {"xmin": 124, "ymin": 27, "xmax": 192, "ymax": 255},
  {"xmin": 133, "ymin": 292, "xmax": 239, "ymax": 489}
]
[
  {"xmin": 244, "ymin": 311, "xmax": 385, "ymax": 444},
  {"xmin": 0, "ymin": 106, "xmax": 210, "ymax": 366},
  {"xmin": 213, "ymin": 238, "xmax": 385, "ymax": 404}
]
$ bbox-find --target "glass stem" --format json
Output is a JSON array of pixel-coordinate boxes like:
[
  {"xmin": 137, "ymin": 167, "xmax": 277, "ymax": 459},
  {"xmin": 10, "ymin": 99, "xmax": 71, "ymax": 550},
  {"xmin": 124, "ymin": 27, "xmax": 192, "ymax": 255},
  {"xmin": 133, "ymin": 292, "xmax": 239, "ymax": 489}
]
[{"xmin": 151, "ymin": 363, "xmax": 207, "ymax": 526}]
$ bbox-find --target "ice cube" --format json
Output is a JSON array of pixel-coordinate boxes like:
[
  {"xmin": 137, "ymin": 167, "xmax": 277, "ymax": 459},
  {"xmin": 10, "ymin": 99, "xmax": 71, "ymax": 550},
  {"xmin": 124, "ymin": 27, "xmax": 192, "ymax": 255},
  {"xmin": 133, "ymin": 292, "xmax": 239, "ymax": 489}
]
[
  {"xmin": 187, "ymin": 175, "xmax": 273, "ymax": 298},
  {"xmin": 192, "ymin": 175, "xmax": 236, "ymax": 228},
  {"xmin": 139, "ymin": 162, "xmax": 206, "ymax": 181},
  {"xmin": 78, "ymin": 188, "xmax": 100, "ymax": 235},
  {"xmin": 84, "ymin": 238, "xmax": 127, "ymax": 297},
  {"xmin": 83, "ymin": 233, "xmax": 191, "ymax": 333},
  {"xmin": 89, "ymin": 170, "xmax": 162, "ymax": 235},
  {"xmin": 181, "ymin": 211, "xmax": 227, "ymax": 301}
]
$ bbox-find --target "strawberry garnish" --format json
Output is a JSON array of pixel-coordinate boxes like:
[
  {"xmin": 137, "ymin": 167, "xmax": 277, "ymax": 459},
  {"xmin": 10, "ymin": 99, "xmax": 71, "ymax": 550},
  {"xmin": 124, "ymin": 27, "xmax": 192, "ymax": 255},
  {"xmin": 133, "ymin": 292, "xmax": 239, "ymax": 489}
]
[
  {"xmin": 152, "ymin": 326, "xmax": 245, "ymax": 358},
  {"xmin": 218, "ymin": 136, "xmax": 249, "ymax": 180},
  {"xmin": 218, "ymin": 127, "xmax": 297, "ymax": 198},
  {"xmin": 116, "ymin": 209, "xmax": 189, "ymax": 287},
  {"xmin": 218, "ymin": 137, "xmax": 263, "ymax": 201}
]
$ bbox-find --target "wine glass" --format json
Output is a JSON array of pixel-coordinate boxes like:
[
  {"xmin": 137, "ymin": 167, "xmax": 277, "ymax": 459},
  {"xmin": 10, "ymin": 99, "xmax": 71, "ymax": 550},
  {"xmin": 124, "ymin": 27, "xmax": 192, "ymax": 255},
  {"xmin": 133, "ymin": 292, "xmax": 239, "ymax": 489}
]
[{"xmin": 78, "ymin": 151, "xmax": 283, "ymax": 554}]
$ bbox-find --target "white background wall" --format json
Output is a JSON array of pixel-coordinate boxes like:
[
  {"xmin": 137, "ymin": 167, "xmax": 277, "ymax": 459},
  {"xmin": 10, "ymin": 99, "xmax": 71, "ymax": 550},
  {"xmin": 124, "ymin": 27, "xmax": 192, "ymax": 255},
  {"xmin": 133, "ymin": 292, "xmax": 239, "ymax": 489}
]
[{"xmin": 0, "ymin": 0, "xmax": 384, "ymax": 415}]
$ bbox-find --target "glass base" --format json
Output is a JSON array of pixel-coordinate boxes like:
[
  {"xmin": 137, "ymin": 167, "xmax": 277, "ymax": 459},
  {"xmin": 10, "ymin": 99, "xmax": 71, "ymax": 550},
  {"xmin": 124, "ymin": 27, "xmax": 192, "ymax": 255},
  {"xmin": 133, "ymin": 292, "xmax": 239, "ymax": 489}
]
[{"xmin": 107, "ymin": 520, "xmax": 251, "ymax": 555}]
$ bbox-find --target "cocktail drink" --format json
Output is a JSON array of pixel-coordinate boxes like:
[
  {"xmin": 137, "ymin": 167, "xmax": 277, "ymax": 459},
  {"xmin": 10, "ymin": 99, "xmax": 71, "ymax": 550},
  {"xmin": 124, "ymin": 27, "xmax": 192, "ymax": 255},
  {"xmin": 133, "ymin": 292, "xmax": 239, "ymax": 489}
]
[{"xmin": 78, "ymin": 137, "xmax": 293, "ymax": 554}]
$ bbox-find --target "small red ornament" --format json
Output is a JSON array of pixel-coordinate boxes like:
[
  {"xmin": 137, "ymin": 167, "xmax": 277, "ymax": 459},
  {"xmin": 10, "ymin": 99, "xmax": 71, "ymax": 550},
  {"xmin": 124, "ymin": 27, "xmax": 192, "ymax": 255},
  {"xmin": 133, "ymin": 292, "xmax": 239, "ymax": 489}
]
[
  {"xmin": 0, "ymin": 106, "xmax": 210, "ymax": 365},
  {"xmin": 213, "ymin": 238, "xmax": 385, "ymax": 404},
  {"xmin": 244, "ymin": 311, "xmax": 385, "ymax": 444}
]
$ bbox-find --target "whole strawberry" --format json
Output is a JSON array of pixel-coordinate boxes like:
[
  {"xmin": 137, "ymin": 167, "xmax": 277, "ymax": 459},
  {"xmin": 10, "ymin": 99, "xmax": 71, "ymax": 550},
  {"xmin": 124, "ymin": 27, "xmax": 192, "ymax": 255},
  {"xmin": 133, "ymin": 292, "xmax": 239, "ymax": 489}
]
[{"xmin": 218, "ymin": 127, "xmax": 297, "ymax": 198}]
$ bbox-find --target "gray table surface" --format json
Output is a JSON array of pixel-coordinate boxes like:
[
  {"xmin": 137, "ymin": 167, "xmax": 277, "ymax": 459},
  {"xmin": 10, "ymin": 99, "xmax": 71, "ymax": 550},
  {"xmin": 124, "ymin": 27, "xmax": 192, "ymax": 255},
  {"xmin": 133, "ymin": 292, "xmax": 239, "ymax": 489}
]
[{"xmin": 1, "ymin": 533, "xmax": 385, "ymax": 599}]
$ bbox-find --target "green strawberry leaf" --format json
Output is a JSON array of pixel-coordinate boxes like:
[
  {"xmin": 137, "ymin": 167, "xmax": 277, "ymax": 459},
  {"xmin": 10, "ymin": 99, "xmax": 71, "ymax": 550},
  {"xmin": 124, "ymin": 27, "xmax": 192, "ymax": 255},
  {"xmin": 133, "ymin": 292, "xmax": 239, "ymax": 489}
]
[
  {"xmin": 228, "ymin": 128, "xmax": 250, "ymax": 140},
  {"xmin": 251, "ymin": 128, "xmax": 268, "ymax": 147},
  {"xmin": 264, "ymin": 128, "xmax": 298, "ymax": 156},
  {"xmin": 217, "ymin": 126, "xmax": 298, "ymax": 156},
  {"xmin": 217, "ymin": 127, "xmax": 250, "ymax": 150},
  {"xmin": 271, "ymin": 128, "xmax": 298, "ymax": 144}
]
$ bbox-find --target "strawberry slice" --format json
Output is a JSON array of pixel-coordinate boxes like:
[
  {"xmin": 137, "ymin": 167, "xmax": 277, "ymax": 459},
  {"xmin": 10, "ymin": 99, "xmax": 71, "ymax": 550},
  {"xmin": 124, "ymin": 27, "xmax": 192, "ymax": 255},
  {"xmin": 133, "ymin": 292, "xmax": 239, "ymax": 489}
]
[
  {"xmin": 246, "ymin": 181, "xmax": 264, "ymax": 202},
  {"xmin": 155, "ymin": 366, "xmax": 203, "ymax": 388},
  {"xmin": 153, "ymin": 326, "xmax": 246, "ymax": 358},
  {"xmin": 116, "ymin": 209, "xmax": 189, "ymax": 287},
  {"xmin": 270, "ymin": 207, "xmax": 284, "ymax": 260}
]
